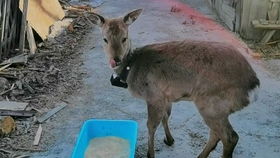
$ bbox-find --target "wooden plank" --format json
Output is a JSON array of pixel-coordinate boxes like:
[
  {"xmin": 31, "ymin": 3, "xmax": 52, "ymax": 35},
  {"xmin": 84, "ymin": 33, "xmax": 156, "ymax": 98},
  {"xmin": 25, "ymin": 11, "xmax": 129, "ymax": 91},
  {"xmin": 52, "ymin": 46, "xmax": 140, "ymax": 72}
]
[
  {"xmin": 10, "ymin": 1, "xmax": 19, "ymax": 52},
  {"xmin": 0, "ymin": 64, "xmax": 11, "ymax": 72},
  {"xmin": 19, "ymin": 0, "xmax": 28, "ymax": 54},
  {"xmin": 215, "ymin": 0, "xmax": 223, "ymax": 14},
  {"xmin": 0, "ymin": 72, "xmax": 18, "ymax": 79},
  {"xmin": 0, "ymin": 0, "xmax": 7, "ymax": 42},
  {"xmin": 0, "ymin": 83, "xmax": 15, "ymax": 96},
  {"xmin": 0, "ymin": 0, "xmax": 7, "ymax": 59},
  {"xmin": 0, "ymin": 54, "xmax": 28, "ymax": 66},
  {"xmin": 235, "ymin": 0, "xmax": 242, "ymax": 32},
  {"xmin": 26, "ymin": 22, "xmax": 37, "ymax": 54},
  {"xmin": 6, "ymin": 0, "xmax": 18, "ymax": 57},
  {"xmin": 0, "ymin": 101, "xmax": 28, "ymax": 111},
  {"xmin": 0, "ymin": 1, "xmax": 2, "ymax": 38},
  {"xmin": 260, "ymin": 1, "xmax": 280, "ymax": 43},
  {"xmin": 220, "ymin": 3, "xmax": 235, "ymax": 30},
  {"xmin": 0, "ymin": 0, "xmax": 2, "ymax": 57},
  {"xmin": 6, "ymin": 2, "xmax": 15, "ymax": 58},
  {"xmin": 252, "ymin": 20, "xmax": 280, "ymax": 29},
  {"xmin": 0, "ymin": 149, "xmax": 12, "ymax": 154},
  {"xmin": 23, "ymin": 82, "xmax": 35, "ymax": 94},
  {"xmin": 207, "ymin": 0, "xmax": 213, "ymax": 7},
  {"xmin": 261, "ymin": 30, "xmax": 277, "ymax": 43},
  {"xmin": 19, "ymin": 0, "xmax": 65, "ymax": 40},
  {"xmin": 240, "ymin": 0, "xmax": 268, "ymax": 39},
  {"xmin": 253, "ymin": 24, "xmax": 280, "ymax": 29},
  {"xmin": 3, "ymin": 0, "xmax": 11, "ymax": 58},
  {"xmin": 33, "ymin": 124, "xmax": 42, "ymax": 145},
  {"xmin": 37, "ymin": 102, "xmax": 67, "ymax": 123},
  {"xmin": 0, "ymin": 109, "xmax": 35, "ymax": 117},
  {"xmin": 268, "ymin": 2, "xmax": 280, "ymax": 21},
  {"xmin": 270, "ymin": 0, "xmax": 280, "ymax": 2},
  {"xmin": 240, "ymin": 0, "xmax": 252, "ymax": 38}
]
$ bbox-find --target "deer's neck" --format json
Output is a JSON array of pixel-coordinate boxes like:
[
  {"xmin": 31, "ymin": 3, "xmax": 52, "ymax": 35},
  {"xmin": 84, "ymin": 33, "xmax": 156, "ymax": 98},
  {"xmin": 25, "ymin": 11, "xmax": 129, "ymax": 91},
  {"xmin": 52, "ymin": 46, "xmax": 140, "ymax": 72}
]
[{"xmin": 114, "ymin": 48, "xmax": 133, "ymax": 75}]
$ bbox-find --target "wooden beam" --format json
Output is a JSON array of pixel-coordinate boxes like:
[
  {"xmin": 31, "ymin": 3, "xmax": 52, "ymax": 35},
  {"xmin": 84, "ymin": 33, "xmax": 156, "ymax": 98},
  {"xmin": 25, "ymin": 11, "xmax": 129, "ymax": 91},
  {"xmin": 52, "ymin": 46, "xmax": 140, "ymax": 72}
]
[
  {"xmin": 0, "ymin": 72, "xmax": 18, "ymax": 79},
  {"xmin": 6, "ymin": 0, "xmax": 18, "ymax": 58},
  {"xmin": 33, "ymin": 124, "xmax": 42, "ymax": 145},
  {"xmin": 270, "ymin": 0, "xmax": 280, "ymax": 2},
  {"xmin": 0, "ymin": 109, "xmax": 35, "ymax": 117},
  {"xmin": 26, "ymin": 23, "xmax": 37, "ymax": 54},
  {"xmin": 220, "ymin": 3, "xmax": 235, "ymax": 31},
  {"xmin": 252, "ymin": 20, "xmax": 280, "ymax": 29},
  {"xmin": 0, "ymin": 53, "xmax": 28, "ymax": 66},
  {"xmin": 0, "ymin": 0, "xmax": 8, "ymax": 59},
  {"xmin": 3, "ymin": 0, "xmax": 11, "ymax": 58},
  {"xmin": 19, "ymin": 0, "xmax": 28, "ymax": 54},
  {"xmin": 240, "ymin": 0, "xmax": 252, "ymax": 36},
  {"xmin": 261, "ymin": 30, "xmax": 277, "ymax": 43},
  {"xmin": 0, "ymin": 101, "xmax": 28, "ymax": 111},
  {"xmin": 234, "ymin": 0, "xmax": 241, "ymax": 32},
  {"xmin": 37, "ymin": 102, "xmax": 67, "ymax": 123},
  {"xmin": 11, "ymin": 0, "xmax": 19, "ymax": 52},
  {"xmin": 268, "ymin": 2, "xmax": 280, "ymax": 21}
]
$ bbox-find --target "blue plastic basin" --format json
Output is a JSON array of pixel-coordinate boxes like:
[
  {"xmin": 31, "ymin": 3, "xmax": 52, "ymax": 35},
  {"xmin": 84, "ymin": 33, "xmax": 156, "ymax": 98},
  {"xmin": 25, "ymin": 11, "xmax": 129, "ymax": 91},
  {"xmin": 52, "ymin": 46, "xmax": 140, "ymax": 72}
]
[{"xmin": 71, "ymin": 119, "xmax": 138, "ymax": 158}]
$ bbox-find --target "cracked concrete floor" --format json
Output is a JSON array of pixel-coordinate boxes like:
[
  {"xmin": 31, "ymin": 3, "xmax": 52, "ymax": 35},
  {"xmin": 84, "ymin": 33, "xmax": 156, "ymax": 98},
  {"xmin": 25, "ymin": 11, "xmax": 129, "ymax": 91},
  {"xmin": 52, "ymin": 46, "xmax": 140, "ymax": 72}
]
[{"xmin": 33, "ymin": 0, "xmax": 280, "ymax": 158}]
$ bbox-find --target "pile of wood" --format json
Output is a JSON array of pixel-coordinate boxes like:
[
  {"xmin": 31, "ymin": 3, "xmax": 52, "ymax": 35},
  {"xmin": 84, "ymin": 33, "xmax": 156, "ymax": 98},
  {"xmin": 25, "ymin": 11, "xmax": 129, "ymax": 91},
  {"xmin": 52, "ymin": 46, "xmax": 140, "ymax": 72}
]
[
  {"xmin": 0, "ymin": 0, "xmax": 21, "ymax": 59},
  {"xmin": 0, "ymin": 1, "xmax": 101, "ymax": 157}
]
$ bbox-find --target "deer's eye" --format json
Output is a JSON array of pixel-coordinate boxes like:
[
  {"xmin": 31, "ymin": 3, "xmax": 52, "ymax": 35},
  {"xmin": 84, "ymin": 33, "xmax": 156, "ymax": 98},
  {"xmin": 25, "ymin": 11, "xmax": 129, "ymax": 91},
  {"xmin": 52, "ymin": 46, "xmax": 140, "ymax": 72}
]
[
  {"xmin": 103, "ymin": 38, "xmax": 108, "ymax": 43},
  {"xmin": 122, "ymin": 38, "xmax": 127, "ymax": 43}
]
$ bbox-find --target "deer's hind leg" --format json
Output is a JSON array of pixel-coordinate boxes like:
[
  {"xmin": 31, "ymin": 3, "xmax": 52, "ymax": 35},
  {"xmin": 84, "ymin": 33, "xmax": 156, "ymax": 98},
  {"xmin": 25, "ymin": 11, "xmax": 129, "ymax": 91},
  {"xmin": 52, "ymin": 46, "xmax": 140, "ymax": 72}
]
[
  {"xmin": 162, "ymin": 103, "xmax": 174, "ymax": 146},
  {"xmin": 198, "ymin": 129, "xmax": 220, "ymax": 158},
  {"xmin": 196, "ymin": 98, "xmax": 239, "ymax": 158}
]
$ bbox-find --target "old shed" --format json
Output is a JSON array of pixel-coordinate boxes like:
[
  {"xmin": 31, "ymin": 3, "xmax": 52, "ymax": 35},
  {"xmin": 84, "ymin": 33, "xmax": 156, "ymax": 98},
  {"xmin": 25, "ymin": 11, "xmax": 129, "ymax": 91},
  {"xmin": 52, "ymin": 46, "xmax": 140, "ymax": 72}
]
[{"xmin": 208, "ymin": 0, "xmax": 280, "ymax": 43}]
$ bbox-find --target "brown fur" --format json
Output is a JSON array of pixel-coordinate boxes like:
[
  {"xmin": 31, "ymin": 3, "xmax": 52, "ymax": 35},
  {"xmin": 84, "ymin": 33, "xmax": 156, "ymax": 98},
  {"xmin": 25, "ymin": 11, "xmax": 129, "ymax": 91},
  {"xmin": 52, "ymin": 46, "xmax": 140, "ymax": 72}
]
[
  {"xmin": 91, "ymin": 10, "xmax": 260, "ymax": 158},
  {"xmin": 126, "ymin": 40, "xmax": 259, "ymax": 112}
]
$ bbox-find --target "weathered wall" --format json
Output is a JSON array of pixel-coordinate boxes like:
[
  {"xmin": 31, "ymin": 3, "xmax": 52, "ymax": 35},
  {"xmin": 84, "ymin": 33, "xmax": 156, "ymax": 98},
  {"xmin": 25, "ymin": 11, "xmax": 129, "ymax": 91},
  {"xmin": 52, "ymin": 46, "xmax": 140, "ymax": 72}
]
[
  {"xmin": 208, "ymin": 0, "xmax": 278, "ymax": 41},
  {"xmin": 240, "ymin": 0, "xmax": 268, "ymax": 40},
  {"xmin": 208, "ymin": 0, "xmax": 237, "ymax": 31}
]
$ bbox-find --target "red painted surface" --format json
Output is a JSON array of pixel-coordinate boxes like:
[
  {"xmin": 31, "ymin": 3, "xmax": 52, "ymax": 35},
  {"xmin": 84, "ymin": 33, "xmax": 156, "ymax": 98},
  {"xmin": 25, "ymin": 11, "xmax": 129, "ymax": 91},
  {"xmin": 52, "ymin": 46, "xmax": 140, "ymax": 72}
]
[{"xmin": 150, "ymin": 0, "xmax": 256, "ymax": 56}]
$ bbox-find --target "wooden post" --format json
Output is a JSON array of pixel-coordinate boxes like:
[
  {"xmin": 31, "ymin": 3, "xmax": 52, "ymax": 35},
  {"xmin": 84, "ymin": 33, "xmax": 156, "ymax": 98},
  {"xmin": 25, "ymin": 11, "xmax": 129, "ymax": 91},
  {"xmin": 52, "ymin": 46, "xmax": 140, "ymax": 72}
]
[
  {"xmin": 7, "ymin": 0, "xmax": 18, "ymax": 56},
  {"xmin": 261, "ymin": 30, "xmax": 277, "ymax": 43},
  {"xmin": 12, "ymin": 0, "xmax": 21, "ymax": 50},
  {"xmin": 26, "ymin": 22, "xmax": 36, "ymax": 54},
  {"xmin": 19, "ymin": 0, "xmax": 28, "ymax": 54},
  {"xmin": 0, "ymin": 0, "xmax": 3, "ymax": 57},
  {"xmin": 260, "ymin": 0, "xmax": 280, "ymax": 44},
  {"xmin": 3, "ymin": 0, "xmax": 11, "ymax": 58},
  {"xmin": 0, "ymin": 0, "xmax": 7, "ymax": 58}
]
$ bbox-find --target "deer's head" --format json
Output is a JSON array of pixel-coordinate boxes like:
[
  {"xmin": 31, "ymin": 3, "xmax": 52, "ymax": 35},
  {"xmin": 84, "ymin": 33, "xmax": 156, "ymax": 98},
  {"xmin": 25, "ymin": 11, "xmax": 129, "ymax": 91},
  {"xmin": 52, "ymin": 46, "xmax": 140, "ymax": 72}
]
[{"xmin": 90, "ymin": 9, "xmax": 142, "ymax": 69}]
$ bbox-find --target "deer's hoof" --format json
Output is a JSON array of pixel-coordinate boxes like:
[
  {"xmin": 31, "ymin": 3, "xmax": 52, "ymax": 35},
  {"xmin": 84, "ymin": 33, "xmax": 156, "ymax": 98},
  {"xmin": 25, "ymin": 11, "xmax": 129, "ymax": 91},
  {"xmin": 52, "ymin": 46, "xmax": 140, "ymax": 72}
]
[{"xmin": 164, "ymin": 137, "xmax": 174, "ymax": 146}]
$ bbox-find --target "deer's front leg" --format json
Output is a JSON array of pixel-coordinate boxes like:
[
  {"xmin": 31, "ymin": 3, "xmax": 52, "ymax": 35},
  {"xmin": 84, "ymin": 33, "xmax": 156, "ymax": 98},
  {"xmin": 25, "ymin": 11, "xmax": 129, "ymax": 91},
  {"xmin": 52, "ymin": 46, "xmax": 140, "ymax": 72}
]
[{"xmin": 146, "ymin": 100, "xmax": 165, "ymax": 158}]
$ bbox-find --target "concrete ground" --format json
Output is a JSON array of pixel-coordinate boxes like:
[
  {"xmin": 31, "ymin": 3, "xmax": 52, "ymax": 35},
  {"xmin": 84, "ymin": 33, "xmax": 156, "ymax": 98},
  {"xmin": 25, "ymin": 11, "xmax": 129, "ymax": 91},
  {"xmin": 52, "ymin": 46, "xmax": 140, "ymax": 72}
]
[{"xmin": 34, "ymin": 0, "xmax": 280, "ymax": 157}]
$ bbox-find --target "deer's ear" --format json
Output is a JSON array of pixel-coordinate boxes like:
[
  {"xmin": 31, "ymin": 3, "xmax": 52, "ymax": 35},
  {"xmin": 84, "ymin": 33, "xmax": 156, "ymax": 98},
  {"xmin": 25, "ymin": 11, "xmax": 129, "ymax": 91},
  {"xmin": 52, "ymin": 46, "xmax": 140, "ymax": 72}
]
[
  {"xmin": 87, "ymin": 13, "xmax": 106, "ymax": 27},
  {"xmin": 123, "ymin": 9, "xmax": 143, "ymax": 25}
]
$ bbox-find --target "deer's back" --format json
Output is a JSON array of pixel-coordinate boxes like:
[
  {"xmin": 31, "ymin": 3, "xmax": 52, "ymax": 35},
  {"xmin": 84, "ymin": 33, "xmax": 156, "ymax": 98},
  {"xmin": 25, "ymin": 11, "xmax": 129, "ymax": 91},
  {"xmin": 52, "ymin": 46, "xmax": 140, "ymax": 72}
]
[{"xmin": 127, "ymin": 40, "xmax": 259, "ymax": 106}]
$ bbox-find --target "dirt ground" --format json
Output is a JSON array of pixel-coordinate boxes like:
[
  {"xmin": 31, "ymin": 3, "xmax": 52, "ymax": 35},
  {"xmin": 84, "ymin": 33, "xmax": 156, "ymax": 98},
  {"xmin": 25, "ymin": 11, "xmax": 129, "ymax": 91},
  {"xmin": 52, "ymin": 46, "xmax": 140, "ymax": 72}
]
[{"xmin": 1, "ymin": 0, "xmax": 280, "ymax": 158}]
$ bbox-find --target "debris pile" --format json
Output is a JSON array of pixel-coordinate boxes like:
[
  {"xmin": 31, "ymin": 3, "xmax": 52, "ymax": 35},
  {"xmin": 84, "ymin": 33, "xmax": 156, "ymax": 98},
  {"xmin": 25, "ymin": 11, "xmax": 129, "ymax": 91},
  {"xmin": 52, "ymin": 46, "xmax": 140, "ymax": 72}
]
[
  {"xmin": 252, "ymin": 42, "xmax": 280, "ymax": 59},
  {"xmin": 0, "ymin": 0, "xmax": 100, "ymax": 157}
]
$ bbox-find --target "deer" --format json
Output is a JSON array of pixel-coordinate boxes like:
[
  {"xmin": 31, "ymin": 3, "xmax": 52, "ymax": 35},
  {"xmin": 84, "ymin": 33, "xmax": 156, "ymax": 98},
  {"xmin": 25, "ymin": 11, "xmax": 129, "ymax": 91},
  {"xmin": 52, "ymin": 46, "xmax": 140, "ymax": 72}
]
[{"xmin": 89, "ymin": 9, "xmax": 260, "ymax": 158}]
